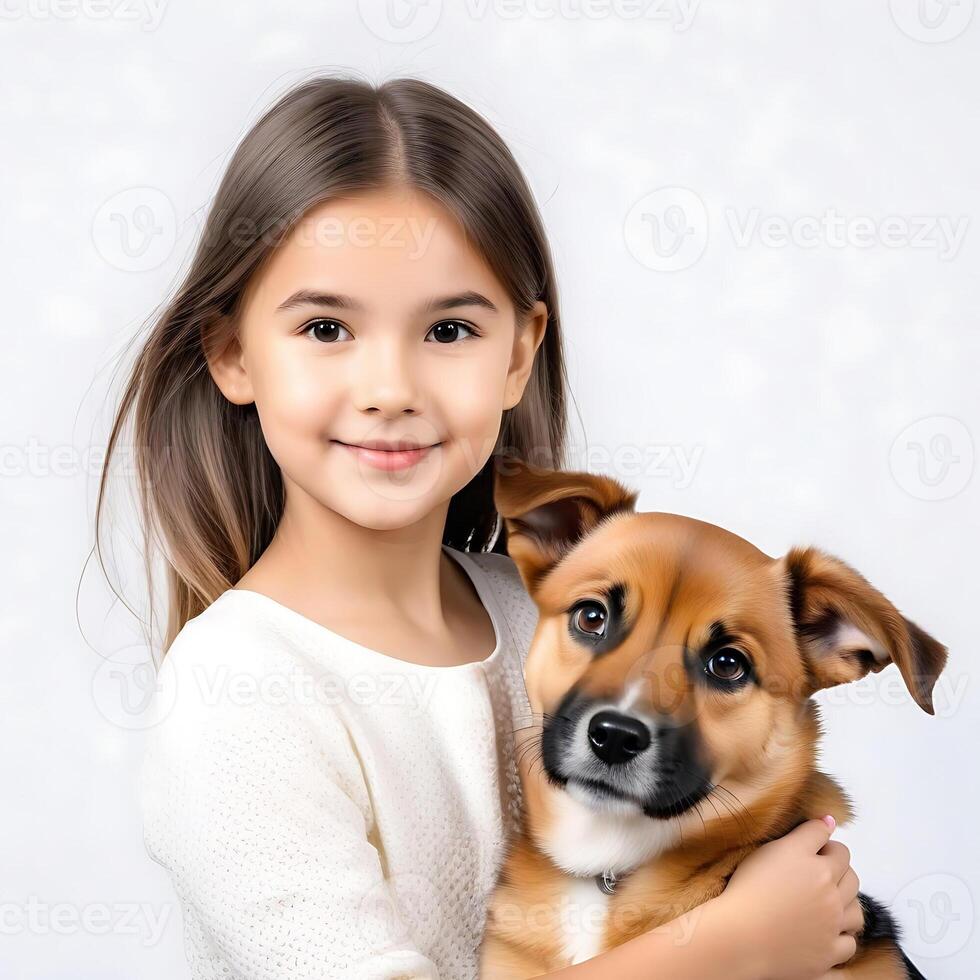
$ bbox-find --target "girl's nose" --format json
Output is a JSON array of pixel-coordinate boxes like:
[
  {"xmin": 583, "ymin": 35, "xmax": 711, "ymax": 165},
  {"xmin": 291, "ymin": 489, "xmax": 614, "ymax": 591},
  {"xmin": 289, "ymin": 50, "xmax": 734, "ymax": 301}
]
[{"xmin": 351, "ymin": 336, "xmax": 422, "ymax": 417}]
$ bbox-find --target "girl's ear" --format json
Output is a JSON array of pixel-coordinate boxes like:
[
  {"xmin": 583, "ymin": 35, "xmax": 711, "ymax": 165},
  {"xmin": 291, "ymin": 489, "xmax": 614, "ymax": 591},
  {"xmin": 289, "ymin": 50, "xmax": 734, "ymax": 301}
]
[
  {"xmin": 201, "ymin": 317, "xmax": 255, "ymax": 406},
  {"xmin": 503, "ymin": 300, "xmax": 548, "ymax": 411}
]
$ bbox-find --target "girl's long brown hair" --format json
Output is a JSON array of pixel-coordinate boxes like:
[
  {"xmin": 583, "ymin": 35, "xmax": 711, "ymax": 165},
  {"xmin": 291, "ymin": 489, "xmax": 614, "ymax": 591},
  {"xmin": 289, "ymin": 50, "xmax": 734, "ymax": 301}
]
[{"xmin": 95, "ymin": 73, "xmax": 570, "ymax": 654}]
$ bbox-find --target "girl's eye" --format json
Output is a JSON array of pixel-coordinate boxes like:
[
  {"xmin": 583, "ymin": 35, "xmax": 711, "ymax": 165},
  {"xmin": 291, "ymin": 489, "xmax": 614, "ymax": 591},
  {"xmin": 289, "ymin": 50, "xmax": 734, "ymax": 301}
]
[
  {"xmin": 705, "ymin": 648, "xmax": 750, "ymax": 684},
  {"xmin": 571, "ymin": 600, "xmax": 608, "ymax": 639},
  {"xmin": 425, "ymin": 319, "xmax": 478, "ymax": 344},
  {"xmin": 302, "ymin": 319, "xmax": 352, "ymax": 343}
]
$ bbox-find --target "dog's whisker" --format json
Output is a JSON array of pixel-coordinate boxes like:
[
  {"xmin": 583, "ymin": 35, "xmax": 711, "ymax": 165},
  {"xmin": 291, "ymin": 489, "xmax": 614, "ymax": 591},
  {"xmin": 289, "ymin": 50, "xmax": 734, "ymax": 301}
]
[
  {"xmin": 513, "ymin": 727, "xmax": 550, "ymax": 786},
  {"xmin": 700, "ymin": 787, "xmax": 726, "ymax": 825},
  {"xmin": 711, "ymin": 782, "xmax": 754, "ymax": 829},
  {"xmin": 707, "ymin": 791, "xmax": 744, "ymax": 834},
  {"xmin": 648, "ymin": 760, "xmax": 752, "ymax": 841},
  {"xmin": 704, "ymin": 786, "xmax": 754, "ymax": 840}
]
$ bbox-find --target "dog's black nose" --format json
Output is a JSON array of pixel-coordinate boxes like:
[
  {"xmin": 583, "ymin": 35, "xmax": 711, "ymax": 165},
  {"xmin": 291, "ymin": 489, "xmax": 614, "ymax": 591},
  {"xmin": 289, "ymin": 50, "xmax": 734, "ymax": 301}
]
[{"xmin": 587, "ymin": 710, "xmax": 651, "ymax": 766}]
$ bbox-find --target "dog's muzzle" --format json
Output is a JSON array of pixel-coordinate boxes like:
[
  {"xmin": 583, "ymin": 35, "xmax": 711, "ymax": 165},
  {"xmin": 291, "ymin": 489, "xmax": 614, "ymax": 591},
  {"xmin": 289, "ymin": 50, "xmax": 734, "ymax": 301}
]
[{"xmin": 541, "ymin": 687, "xmax": 714, "ymax": 820}]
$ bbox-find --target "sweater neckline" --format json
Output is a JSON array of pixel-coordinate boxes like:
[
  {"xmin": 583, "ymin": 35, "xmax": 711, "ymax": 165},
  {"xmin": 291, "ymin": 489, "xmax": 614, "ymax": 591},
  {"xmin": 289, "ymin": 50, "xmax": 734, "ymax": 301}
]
[{"xmin": 221, "ymin": 544, "xmax": 508, "ymax": 673}]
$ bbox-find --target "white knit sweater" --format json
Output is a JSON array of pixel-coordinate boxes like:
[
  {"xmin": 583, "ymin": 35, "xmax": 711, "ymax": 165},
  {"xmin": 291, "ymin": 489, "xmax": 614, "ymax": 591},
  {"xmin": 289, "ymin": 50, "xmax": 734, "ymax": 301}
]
[{"xmin": 138, "ymin": 545, "xmax": 539, "ymax": 980}]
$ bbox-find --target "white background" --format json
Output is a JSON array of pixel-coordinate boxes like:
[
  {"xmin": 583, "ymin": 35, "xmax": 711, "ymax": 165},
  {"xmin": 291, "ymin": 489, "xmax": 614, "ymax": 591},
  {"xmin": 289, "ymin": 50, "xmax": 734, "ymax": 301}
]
[{"xmin": 1, "ymin": 1, "xmax": 977, "ymax": 977}]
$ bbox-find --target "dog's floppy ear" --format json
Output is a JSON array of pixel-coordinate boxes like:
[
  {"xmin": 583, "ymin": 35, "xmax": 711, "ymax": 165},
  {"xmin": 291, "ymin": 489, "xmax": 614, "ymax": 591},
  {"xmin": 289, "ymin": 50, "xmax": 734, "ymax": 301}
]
[
  {"xmin": 492, "ymin": 456, "xmax": 638, "ymax": 594},
  {"xmin": 780, "ymin": 545, "xmax": 948, "ymax": 715}
]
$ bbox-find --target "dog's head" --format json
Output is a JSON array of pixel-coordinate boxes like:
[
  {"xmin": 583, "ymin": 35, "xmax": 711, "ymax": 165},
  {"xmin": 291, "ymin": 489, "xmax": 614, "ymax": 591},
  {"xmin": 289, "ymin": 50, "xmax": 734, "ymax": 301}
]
[{"xmin": 494, "ymin": 457, "xmax": 947, "ymax": 843}]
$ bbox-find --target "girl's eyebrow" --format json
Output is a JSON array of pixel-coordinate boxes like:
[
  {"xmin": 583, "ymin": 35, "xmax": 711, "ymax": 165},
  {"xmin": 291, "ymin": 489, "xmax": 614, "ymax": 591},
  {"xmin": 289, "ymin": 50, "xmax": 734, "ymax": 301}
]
[{"xmin": 275, "ymin": 289, "xmax": 499, "ymax": 314}]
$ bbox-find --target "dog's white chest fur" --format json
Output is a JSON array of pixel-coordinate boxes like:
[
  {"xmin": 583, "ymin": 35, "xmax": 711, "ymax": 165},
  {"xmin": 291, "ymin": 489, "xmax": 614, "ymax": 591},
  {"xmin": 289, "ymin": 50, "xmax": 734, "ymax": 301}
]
[
  {"xmin": 541, "ymin": 783, "xmax": 680, "ymax": 876},
  {"xmin": 560, "ymin": 877, "xmax": 610, "ymax": 966},
  {"xmin": 542, "ymin": 785, "xmax": 682, "ymax": 966}
]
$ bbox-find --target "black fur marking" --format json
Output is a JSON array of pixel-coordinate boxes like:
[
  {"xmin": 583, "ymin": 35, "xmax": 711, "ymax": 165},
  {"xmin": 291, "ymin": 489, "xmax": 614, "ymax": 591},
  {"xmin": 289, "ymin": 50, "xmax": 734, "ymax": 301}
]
[
  {"xmin": 705, "ymin": 620, "xmax": 740, "ymax": 649},
  {"xmin": 901, "ymin": 950, "xmax": 927, "ymax": 979},
  {"xmin": 797, "ymin": 608, "xmax": 841, "ymax": 647},
  {"xmin": 857, "ymin": 892, "xmax": 927, "ymax": 979},
  {"xmin": 858, "ymin": 891, "xmax": 901, "ymax": 944},
  {"xmin": 785, "ymin": 551, "xmax": 808, "ymax": 625}
]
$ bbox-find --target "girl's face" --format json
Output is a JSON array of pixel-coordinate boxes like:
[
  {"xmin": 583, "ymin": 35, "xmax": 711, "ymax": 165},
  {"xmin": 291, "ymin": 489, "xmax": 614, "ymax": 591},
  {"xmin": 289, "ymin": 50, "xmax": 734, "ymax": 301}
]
[{"xmin": 207, "ymin": 186, "xmax": 547, "ymax": 531}]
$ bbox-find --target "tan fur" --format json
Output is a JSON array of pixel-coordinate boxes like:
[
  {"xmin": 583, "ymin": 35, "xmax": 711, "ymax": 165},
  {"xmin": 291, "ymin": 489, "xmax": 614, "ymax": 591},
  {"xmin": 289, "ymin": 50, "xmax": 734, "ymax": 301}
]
[
  {"xmin": 479, "ymin": 458, "xmax": 946, "ymax": 978},
  {"xmin": 831, "ymin": 941, "xmax": 915, "ymax": 978}
]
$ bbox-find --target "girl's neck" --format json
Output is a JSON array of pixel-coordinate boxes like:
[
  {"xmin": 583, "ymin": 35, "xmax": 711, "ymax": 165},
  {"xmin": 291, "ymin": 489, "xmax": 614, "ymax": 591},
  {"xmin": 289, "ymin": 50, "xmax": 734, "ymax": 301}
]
[{"xmin": 235, "ymin": 480, "xmax": 457, "ymax": 632}]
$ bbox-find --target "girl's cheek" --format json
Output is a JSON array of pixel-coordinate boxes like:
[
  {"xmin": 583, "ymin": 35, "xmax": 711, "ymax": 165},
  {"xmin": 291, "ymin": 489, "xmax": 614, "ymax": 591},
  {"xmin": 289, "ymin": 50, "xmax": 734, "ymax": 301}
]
[
  {"xmin": 448, "ymin": 383, "xmax": 510, "ymax": 470},
  {"xmin": 259, "ymin": 346, "xmax": 335, "ymax": 422},
  {"xmin": 248, "ymin": 356, "xmax": 339, "ymax": 465}
]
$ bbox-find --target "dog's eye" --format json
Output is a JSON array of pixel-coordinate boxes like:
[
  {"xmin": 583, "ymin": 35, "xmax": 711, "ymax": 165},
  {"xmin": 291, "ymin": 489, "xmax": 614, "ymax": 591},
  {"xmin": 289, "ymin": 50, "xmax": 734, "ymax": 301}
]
[
  {"xmin": 705, "ymin": 648, "xmax": 749, "ymax": 683},
  {"xmin": 571, "ymin": 600, "xmax": 608, "ymax": 638}
]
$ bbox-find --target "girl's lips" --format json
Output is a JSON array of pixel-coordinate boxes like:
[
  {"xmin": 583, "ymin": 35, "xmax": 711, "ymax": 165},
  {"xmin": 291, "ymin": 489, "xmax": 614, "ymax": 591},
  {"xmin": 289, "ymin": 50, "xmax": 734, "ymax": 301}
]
[{"xmin": 335, "ymin": 441, "xmax": 438, "ymax": 472}]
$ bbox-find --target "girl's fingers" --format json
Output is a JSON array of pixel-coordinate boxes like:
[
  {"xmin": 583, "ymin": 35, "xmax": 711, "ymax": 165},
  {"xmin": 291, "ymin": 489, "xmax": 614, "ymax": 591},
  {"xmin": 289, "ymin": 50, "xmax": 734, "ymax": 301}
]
[
  {"xmin": 841, "ymin": 895, "xmax": 865, "ymax": 936},
  {"xmin": 818, "ymin": 839, "xmax": 852, "ymax": 879},
  {"xmin": 837, "ymin": 866, "xmax": 860, "ymax": 903},
  {"xmin": 832, "ymin": 931, "xmax": 859, "ymax": 966}
]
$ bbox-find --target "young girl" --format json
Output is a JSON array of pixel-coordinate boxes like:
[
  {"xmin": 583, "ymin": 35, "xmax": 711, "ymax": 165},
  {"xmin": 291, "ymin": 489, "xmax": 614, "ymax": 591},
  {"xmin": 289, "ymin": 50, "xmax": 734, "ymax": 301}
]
[{"xmin": 99, "ymin": 75, "xmax": 863, "ymax": 979}]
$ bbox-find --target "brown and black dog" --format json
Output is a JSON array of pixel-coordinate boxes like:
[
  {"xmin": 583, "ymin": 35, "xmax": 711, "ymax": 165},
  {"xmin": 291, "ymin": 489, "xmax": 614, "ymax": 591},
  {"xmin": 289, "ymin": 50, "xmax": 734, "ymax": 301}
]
[{"xmin": 480, "ymin": 458, "xmax": 946, "ymax": 978}]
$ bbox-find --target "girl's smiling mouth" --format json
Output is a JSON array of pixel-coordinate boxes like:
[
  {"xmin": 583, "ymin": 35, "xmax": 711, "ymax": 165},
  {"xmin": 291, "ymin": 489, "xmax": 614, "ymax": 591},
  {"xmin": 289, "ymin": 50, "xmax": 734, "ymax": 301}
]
[{"xmin": 333, "ymin": 439, "xmax": 440, "ymax": 472}]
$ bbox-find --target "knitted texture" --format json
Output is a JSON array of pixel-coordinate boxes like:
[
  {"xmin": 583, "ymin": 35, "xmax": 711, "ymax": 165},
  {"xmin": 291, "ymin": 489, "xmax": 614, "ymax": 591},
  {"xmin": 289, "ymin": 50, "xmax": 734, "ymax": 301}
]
[{"xmin": 139, "ymin": 546, "xmax": 538, "ymax": 979}]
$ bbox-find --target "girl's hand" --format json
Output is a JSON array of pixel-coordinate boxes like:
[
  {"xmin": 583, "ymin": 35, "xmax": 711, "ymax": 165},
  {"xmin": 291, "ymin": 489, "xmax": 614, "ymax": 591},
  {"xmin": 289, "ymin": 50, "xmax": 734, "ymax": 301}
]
[{"xmin": 717, "ymin": 816, "xmax": 864, "ymax": 980}]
